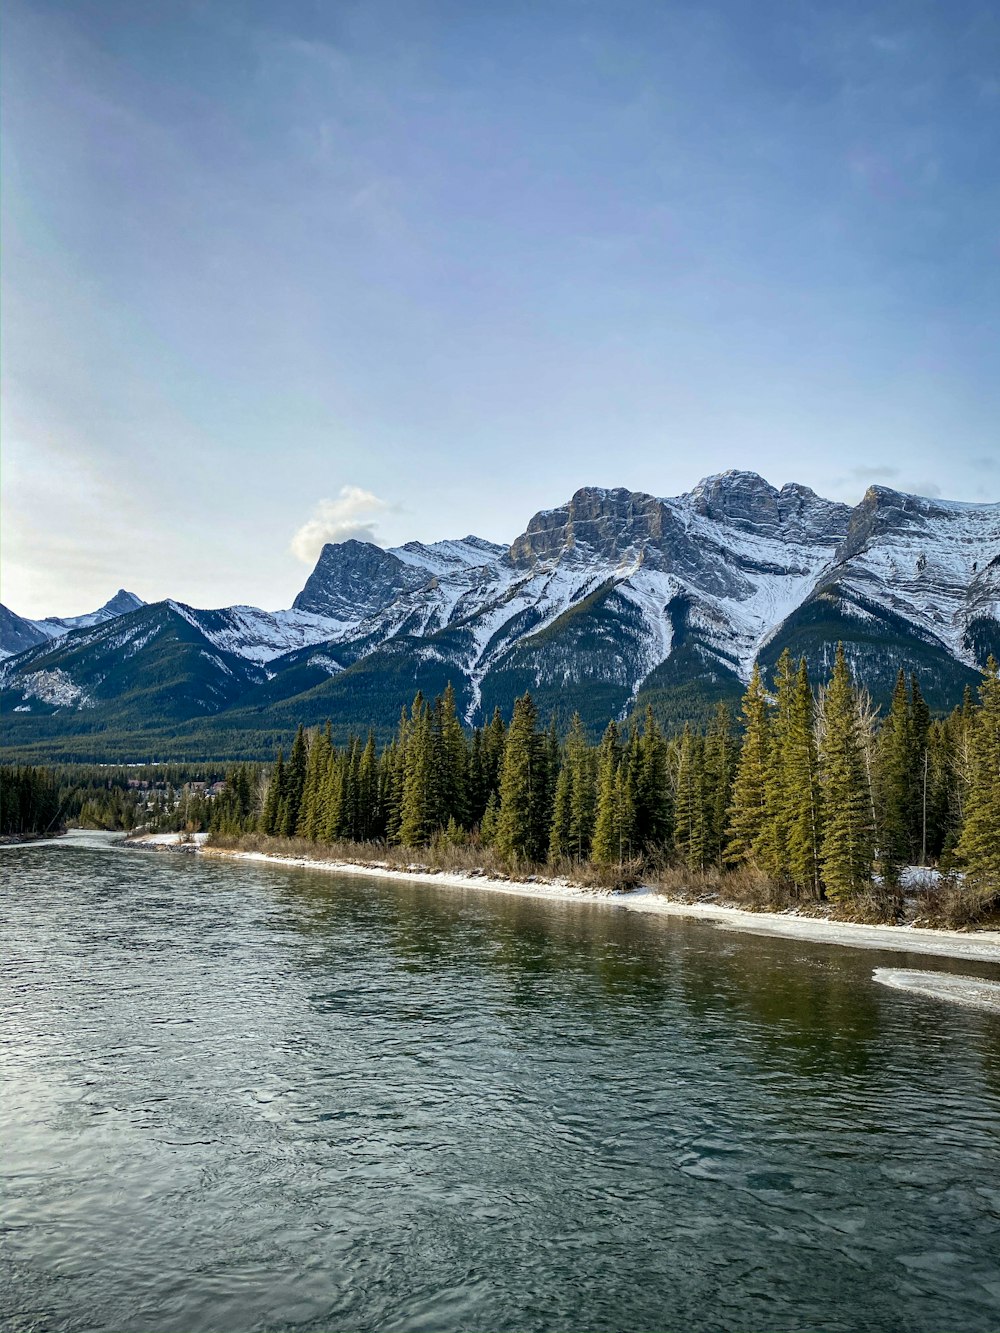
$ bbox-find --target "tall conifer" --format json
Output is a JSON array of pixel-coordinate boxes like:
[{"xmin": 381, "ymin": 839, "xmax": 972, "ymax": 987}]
[
  {"xmin": 954, "ymin": 657, "xmax": 1000, "ymax": 889},
  {"xmin": 725, "ymin": 664, "xmax": 772, "ymax": 868},
  {"xmin": 819, "ymin": 645, "xmax": 876, "ymax": 899},
  {"xmin": 494, "ymin": 694, "xmax": 546, "ymax": 862}
]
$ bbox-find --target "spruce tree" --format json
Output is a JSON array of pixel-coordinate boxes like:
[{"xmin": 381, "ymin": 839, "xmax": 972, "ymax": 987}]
[
  {"xmin": 590, "ymin": 721, "xmax": 623, "ymax": 864},
  {"xmin": 439, "ymin": 683, "xmax": 469, "ymax": 830},
  {"xmin": 357, "ymin": 732, "xmax": 378, "ymax": 841},
  {"xmin": 703, "ymin": 702, "xmax": 736, "ymax": 868},
  {"xmin": 400, "ymin": 700, "xmax": 435, "ymax": 846},
  {"xmin": 259, "ymin": 750, "xmax": 285, "ymax": 836},
  {"xmin": 635, "ymin": 705, "xmax": 671, "ymax": 853},
  {"xmin": 819, "ymin": 645, "xmax": 876, "ymax": 900},
  {"xmin": 480, "ymin": 790, "xmax": 500, "ymax": 847},
  {"xmin": 725, "ymin": 664, "xmax": 772, "ymax": 869},
  {"xmin": 784, "ymin": 659, "xmax": 823, "ymax": 897},
  {"xmin": 954, "ymin": 657, "xmax": 1000, "ymax": 889},
  {"xmin": 909, "ymin": 676, "xmax": 932, "ymax": 865},
  {"xmin": 758, "ymin": 650, "xmax": 796, "ymax": 880},
  {"xmin": 284, "ymin": 725, "xmax": 309, "ymax": 835},
  {"xmin": 548, "ymin": 759, "xmax": 573, "ymax": 862},
  {"xmin": 673, "ymin": 725, "xmax": 707, "ymax": 871},
  {"xmin": 494, "ymin": 693, "xmax": 546, "ymax": 863},
  {"xmin": 876, "ymin": 670, "xmax": 913, "ymax": 883}
]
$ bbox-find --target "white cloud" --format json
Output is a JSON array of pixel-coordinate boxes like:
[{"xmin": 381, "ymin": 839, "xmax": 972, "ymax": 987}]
[{"xmin": 290, "ymin": 486, "xmax": 391, "ymax": 563}]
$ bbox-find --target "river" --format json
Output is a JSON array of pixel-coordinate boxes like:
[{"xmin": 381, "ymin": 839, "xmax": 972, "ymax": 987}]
[{"xmin": 2, "ymin": 831, "xmax": 999, "ymax": 1333}]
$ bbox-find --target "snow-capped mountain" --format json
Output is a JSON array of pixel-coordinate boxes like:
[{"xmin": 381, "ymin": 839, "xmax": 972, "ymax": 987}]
[
  {"xmin": 0, "ymin": 590, "xmax": 145, "ymax": 658},
  {"xmin": 2, "ymin": 473, "xmax": 997, "ymax": 759}
]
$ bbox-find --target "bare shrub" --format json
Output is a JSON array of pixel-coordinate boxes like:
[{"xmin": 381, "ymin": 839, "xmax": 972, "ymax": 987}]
[
  {"xmin": 646, "ymin": 860, "xmax": 796, "ymax": 913},
  {"xmin": 830, "ymin": 883, "xmax": 903, "ymax": 925},
  {"xmin": 568, "ymin": 858, "xmax": 644, "ymax": 892},
  {"xmin": 911, "ymin": 874, "xmax": 1000, "ymax": 930},
  {"xmin": 205, "ymin": 831, "xmax": 646, "ymax": 890}
]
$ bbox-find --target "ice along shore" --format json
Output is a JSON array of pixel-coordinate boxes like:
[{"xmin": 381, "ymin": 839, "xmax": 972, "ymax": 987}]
[{"xmin": 124, "ymin": 833, "xmax": 1000, "ymax": 969}]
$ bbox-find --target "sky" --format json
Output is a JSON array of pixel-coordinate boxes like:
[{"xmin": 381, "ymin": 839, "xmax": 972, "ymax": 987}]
[{"xmin": 2, "ymin": 0, "xmax": 998, "ymax": 617}]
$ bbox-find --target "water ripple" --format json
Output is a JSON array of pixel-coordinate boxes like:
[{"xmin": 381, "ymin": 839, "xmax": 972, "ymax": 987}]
[{"xmin": 1, "ymin": 833, "xmax": 998, "ymax": 1333}]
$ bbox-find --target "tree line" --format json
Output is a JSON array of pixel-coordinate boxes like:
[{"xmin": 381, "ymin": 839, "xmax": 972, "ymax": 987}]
[
  {"xmin": 0, "ymin": 763, "xmax": 227, "ymax": 836},
  {"xmin": 212, "ymin": 648, "xmax": 1000, "ymax": 906}
]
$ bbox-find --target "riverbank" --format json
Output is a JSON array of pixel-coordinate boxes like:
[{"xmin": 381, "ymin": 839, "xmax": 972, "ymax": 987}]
[
  {"xmin": 0, "ymin": 829, "xmax": 67, "ymax": 846},
  {"xmin": 154, "ymin": 835, "xmax": 1000, "ymax": 966}
]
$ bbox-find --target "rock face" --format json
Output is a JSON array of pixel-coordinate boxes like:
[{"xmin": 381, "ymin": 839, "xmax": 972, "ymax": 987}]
[
  {"xmin": 293, "ymin": 541, "xmax": 430, "ymax": 621},
  {"xmin": 0, "ymin": 605, "xmax": 51, "ymax": 659},
  {"xmin": 2, "ymin": 472, "xmax": 998, "ymax": 755}
]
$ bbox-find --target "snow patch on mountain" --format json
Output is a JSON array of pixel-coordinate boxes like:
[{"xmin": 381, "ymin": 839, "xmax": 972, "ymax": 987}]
[{"xmin": 19, "ymin": 668, "xmax": 94, "ymax": 710}]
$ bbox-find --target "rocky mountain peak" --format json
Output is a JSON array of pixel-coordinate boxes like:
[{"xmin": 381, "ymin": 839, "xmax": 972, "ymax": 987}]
[
  {"xmin": 100, "ymin": 590, "xmax": 145, "ymax": 617},
  {"xmin": 292, "ymin": 540, "xmax": 427, "ymax": 620},
  {"xmin": 685, "ymin": 471, "xmax": 849, "ymax": 541},
  {"xmin": 509, "ymin": 487, "xmax": 675, "ymax": 567}
]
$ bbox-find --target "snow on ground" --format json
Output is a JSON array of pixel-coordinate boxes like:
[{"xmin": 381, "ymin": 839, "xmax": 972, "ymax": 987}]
[
  {"xmin": 872, "ymin": 968, "xmax": 1000, "ymax": 1012},
  {"xmin": 126, "ymin": 831, "xmax": 210, "ymax": 848},
  {"xmin": 167, "ymin": 602, "xmax": 348, "ymax": 663},
  {"xmin": 196, "ymin": 848, "xmax": 1000, "ymax": 964}
]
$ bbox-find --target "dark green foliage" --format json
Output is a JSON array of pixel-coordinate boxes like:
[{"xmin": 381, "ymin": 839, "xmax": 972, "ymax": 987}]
[
  {"xmin": 955, "ymin": 657, "xmax": 1000, "ymax": 889},
  {"xmin": 725, "ymin": 664, "xmax": 772, "ymax": 869},
  {"xmin": 12, "ymin": 656, "xmax": 1000, "ymax": 913},
  {"xmin": 494, "ymin": 694, "xmax": 549, "ymax": 863},
  {"xmin": 0, "ymin": 765, "xmax": 61, "ymax": 836},
  {"xmin": 759, "ymin": 585, "xmax": 982, "ymax": 713},
  {"xmin": 819, "ymin": 646, "xmax": 876, "ymax": 901}
]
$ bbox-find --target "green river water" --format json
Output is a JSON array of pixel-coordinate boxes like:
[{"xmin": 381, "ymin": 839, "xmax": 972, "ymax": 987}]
[{"xmin": 2, "ymin": 831, "xmax": 999, "ymax": 1332}]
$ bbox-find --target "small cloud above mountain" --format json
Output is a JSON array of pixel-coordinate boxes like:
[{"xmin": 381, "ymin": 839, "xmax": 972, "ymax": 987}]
[{"xmin": 290, "ymin": 487, "xmax": 393, "ymax": 563}]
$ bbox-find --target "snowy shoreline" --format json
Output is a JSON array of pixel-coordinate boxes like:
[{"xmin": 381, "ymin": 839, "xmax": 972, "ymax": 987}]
[{"xmin": 149, "ymin": 838, "xmax": 1000, "ymax": 967}]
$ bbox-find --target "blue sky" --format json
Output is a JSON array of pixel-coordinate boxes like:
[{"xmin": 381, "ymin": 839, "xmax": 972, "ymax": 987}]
[{"xmin": 3, "ymin": 0, "xmax": 998, "ymax": 616}]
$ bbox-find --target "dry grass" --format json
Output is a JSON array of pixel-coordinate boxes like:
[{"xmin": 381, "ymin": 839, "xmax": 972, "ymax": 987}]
[
  {"xmin": 910, "ymin": 875, "xmax": 1000, "ymax": 930},
  {"xmin": 645, "ymin": 860, "xmax": 802, "ymax": 914},
  {"xmin": 829, "ymin": 885, "xmax": 903, "ymax": 926}
]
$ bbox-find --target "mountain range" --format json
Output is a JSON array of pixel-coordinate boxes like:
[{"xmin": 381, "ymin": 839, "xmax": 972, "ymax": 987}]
[{"xmin": 2, "ymin": 471, "xmax": 997, "ymax": 762}]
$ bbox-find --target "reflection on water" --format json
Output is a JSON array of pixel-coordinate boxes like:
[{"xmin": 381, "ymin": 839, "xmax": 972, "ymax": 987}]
[{"xmin": 2, "ymin": 832, "xmax": 999, "ymax": 1333}]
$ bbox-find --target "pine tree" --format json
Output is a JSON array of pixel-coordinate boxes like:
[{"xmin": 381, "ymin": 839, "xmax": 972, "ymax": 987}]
[
  {"xmin": 590, "ymin": 721, "xmax": 623, "ymax": 864},
  {"xmin": 954, "ymin": 657, "xmax": 1000, "ymax": 890},
  {"xmin": 819, "ymin": 645, "xmax": 876, "ymax": 900},
  {"xmin": 283, "ymin": 725, "xmax": 309, "ymax": 836},
  {"xmin": 400, "ymin": 699, "xmax": 435, "ymax": 847},
  {"xmin": 494, "ymin": 694, "xmax": 546, "ymax": 863},
  {"xmin": 259, "ymin": 750, "xmax": 285, "ymax": 836},
  {"xmin": 784, "ymin": 659, "xmax": 823, "ymax": 897},
  {"xmin": 635, "ymin": 704, "xmax": 671, "ymax": 853},
  {"xmin": 673, "ymin": 725, "xmax": 707, "ymax": 871},
  {"xmin": 876, "ymin": 670, "xmax": 913, "ymax": 883},
  {"xmin": 725, "ymin": 664, "xmax": 772, "ymax": 869},
  {"xmin": 757, "ymin": 650, "xmax": 796, "ymax": 880},
  {"xmin": 703, "ymin": 702, "xmax": 736, "ymax": 868}
]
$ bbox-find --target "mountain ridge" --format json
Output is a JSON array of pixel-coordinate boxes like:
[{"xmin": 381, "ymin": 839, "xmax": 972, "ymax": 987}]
[{"xmin": 2, "ymin": 472, "xmax": 997, "ymax": 760}]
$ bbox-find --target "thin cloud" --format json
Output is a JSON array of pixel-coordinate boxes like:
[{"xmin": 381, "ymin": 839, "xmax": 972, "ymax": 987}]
[{"xmin": 290, "ymin": 487, "xmax": 393, "ymax": 563}]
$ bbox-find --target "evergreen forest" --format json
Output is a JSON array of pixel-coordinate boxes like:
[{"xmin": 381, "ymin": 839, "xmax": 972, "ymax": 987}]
[{"xmin": 209, "ymin": 648, "xmax": 1000, "ymax": 921}]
